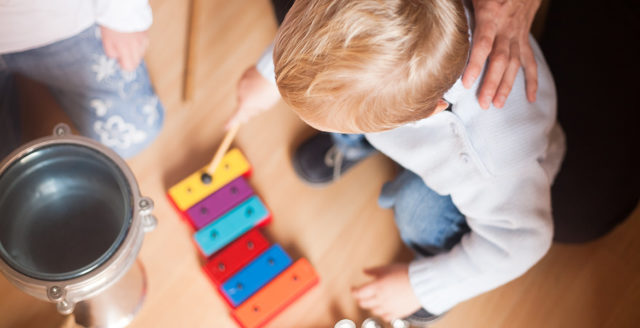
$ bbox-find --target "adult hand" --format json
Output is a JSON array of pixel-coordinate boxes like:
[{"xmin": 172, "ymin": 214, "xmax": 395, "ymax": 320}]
[
  {"xmin": 226, "ymin": 66, "xmax": 281, "ymax": 129},
  {"xmin": 351, "ymin": 264, "xmax": 422, "ymax": 322},
  {"xmin": 100, "ymin": 25, "xmax": 149, "ymax": 72},
  {"xmin": 462, "ymin": 0, "xmax": 542, "ymax": 109}
]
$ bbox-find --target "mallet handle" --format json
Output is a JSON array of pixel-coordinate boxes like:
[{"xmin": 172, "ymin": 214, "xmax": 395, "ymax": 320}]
[{"xmin": 206, "ymin": 124, "xmax": 240, "ymax": 174}]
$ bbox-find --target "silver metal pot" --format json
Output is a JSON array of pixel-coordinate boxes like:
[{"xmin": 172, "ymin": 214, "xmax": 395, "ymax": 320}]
[{"xmin": 0, "ymin": 124, "xmax": 157, "ymax": 327}]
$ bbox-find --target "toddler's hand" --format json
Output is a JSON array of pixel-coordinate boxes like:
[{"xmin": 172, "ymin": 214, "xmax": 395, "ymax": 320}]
[
  {"xmin": 351, "ymin": 264, "xmax": 422, "ymax": 322},
  {"xmin": 226, "ymin": 66, "xmax": 281, "ymax": 129},
  {"xmin": 100, "ymin": 26, "xmax": 149, "ymax": 72}
]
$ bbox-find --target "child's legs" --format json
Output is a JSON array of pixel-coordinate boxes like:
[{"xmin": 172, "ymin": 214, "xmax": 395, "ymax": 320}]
[
  {"xmin": 2, "ymin": 25, "xmax": 164, "ymax": 159},
  {"xmin": 379, "ymin": 169, "xmax": 470, "ymax": 256},
  {"xmin": 330, "ymin": 134, "xmax": 468, "ymax": 254},
  {"xmin": 0, "ymin": 62, "xmax": 20, "ymax": 160}
]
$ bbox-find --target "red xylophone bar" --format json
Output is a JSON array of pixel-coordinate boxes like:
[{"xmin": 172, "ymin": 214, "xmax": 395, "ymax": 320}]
[{"xmin": 203, "ymin": 228, "xmax": 270, "ymax": 287}]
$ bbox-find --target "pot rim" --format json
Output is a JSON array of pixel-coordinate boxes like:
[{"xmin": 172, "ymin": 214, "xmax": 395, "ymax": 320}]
[{"xmin": 0, "ymin": 124, "xmax": 155, "ymax": 314}]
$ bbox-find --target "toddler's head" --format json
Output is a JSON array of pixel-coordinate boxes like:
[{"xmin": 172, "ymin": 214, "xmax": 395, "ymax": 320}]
[{"xmin": 274, "ymin": 0, "xmax": 470, "ymax": 133}]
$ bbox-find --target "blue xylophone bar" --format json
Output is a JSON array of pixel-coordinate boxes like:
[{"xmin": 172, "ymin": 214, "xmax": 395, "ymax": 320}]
[{"xmin": 220, "ymin": 244, "xmax": 292, "ymax": 307}]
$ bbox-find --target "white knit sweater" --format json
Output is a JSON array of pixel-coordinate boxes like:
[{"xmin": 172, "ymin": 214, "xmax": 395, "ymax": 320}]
[
  {"xmin": 365, "ymin": 36, "xmax": 564, "ymax": 314},
  {"xmin": 257, "ymin": 8, "xmax": 565, "ymax": 318}
]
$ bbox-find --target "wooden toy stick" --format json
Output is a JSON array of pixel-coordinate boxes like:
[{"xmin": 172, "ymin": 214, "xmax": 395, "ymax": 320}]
[
  {"xmin": 183, "ymin": 0, "xmax": 200, "ymax": 101},
  {"xmin": 206, "ymin": 124, "xmax": 240, "ymax": 175}
]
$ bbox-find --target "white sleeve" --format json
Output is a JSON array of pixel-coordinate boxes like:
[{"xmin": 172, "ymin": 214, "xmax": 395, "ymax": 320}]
[
  {"xmin": 255, "ymin": 42, "xmax": 277, "ymax": 84},
  {"xmin": 94, "ymin": 0, "xmax": 153, "ymax": 32},
  {"xmin": 408, "ymin": 164, "xmax": 554, "ymax": 315}
]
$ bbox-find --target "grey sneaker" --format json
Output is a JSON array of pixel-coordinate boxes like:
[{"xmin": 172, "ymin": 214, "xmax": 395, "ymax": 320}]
[
  {"xmin": 404, "ymin": 308, "xmax": 442, "ymax": 327},
  {"xmin": 292, "ymin": 133, "xmax": 373, "ymax": 185}
]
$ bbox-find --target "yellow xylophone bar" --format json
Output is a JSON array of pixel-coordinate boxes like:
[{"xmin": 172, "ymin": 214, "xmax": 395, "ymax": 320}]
[{"xmin": 168, "ymin": 148, "xmax": 251, "ymax": 211}]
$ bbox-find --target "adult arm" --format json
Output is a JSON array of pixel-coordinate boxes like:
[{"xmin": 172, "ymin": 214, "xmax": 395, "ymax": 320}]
[{"xmin": 94, "ymin": 0, "xmax": 153, "ymax": 71}]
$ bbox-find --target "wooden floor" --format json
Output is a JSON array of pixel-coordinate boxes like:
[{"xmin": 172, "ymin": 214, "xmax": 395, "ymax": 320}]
[{"xmin": 1, "ymin": 0, "xmax": 639, "ymax": 327}]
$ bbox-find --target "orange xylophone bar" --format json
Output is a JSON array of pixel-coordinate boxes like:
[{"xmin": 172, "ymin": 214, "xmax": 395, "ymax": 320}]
[{"xmin": 231, "ymin": 258, "xmax": 319, "ymax": 328}]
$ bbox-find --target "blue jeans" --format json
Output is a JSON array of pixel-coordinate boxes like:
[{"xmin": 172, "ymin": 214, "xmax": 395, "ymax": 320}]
[
  {"xmin": 332, "ymin": 133, "xmax": 470, "ymax": 255},
  {"xmin": 0, "ymin": 25, "xmax": 164, "ymax": 160}
]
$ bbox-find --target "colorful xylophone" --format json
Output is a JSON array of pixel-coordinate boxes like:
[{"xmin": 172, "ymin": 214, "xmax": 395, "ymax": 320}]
[{"xmin": 167, "ymin": 148, "xmax": 319, "ymax": 328}]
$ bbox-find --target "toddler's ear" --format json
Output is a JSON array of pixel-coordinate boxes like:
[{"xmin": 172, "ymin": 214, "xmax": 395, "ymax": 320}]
[{"xmin": 433, "ymin": 99, "xmax": 450, "ymax": 114}]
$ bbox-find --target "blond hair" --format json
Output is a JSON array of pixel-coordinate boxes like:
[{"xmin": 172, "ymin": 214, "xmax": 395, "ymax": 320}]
[{"xmin": 274, "ymin": 0, "xmax": 470, "ymax": 133}]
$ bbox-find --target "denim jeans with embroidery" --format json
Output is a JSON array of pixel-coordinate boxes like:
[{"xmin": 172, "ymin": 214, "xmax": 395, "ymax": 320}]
[
  {"xmin": 332, "ymin": 132, "xmax": 470, "ymax": 256},
  {"xmin": 0, "ymin": 25, "xmax": 164, "ymax": 160}
]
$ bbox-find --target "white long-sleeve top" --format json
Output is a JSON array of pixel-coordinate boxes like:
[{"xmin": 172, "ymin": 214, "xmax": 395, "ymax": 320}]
[
  {"xmin": 0, "ymin": 0, "xmax": 152, "ymax": 54},
  {"xmin": 256, "ymin": 20, "xmax": 564, "ymax": 317},
  {"xmin": 366, "ymin": 37, "xmax": 564, "ymax": 314}
]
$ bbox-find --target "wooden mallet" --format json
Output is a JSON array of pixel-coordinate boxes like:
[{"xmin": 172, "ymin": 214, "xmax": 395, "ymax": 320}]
[{"xmin": 201, "ymin": 124, "xmax": 241, "ymax": 183}]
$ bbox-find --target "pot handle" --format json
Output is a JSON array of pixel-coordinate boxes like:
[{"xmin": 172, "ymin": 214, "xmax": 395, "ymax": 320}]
[
  {"xmin": 53, "ymin": 123, "xmax": 72, "ymax": 137},
  {"xmin": 138, "ymin": 197, "xmax": 158, "ymax": 233}
]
